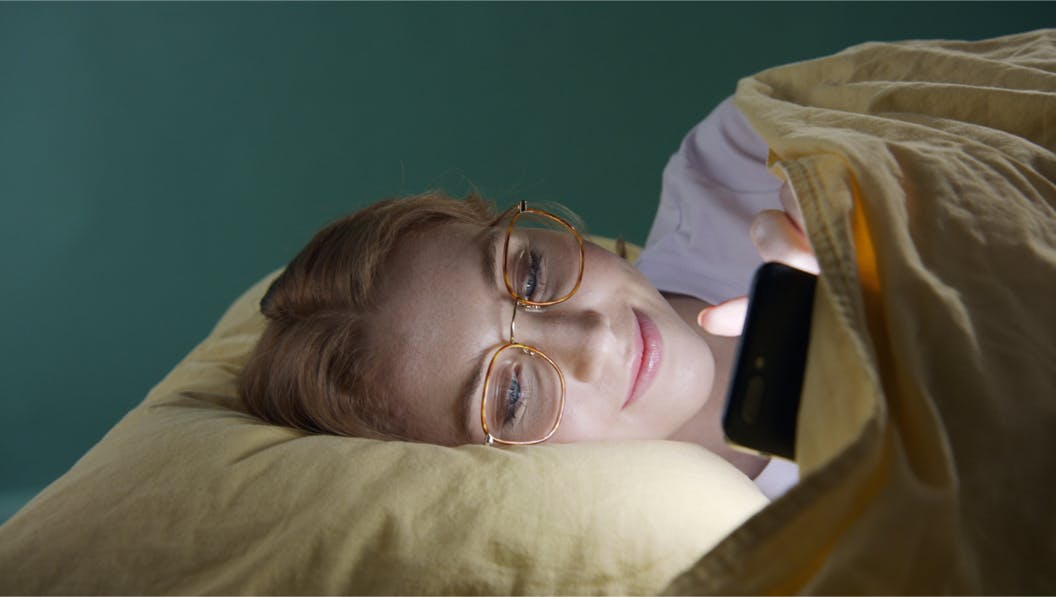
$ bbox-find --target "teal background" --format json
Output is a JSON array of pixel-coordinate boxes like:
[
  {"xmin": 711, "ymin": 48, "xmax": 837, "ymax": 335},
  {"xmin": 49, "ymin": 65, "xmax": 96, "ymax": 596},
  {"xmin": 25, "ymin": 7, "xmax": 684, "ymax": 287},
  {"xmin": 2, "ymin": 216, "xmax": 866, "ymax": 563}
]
[{"xmin": 1, "ymin": 2, "xmax": 1051, "ymax": 522}]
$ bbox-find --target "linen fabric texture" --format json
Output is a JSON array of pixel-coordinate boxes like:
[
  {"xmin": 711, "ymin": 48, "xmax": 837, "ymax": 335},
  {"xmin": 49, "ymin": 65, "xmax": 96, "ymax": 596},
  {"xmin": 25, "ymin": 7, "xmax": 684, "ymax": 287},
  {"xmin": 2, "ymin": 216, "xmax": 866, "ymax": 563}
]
[{"xmin": 664, "ymin": 29, "xmax": 1055, "ymax": 595}]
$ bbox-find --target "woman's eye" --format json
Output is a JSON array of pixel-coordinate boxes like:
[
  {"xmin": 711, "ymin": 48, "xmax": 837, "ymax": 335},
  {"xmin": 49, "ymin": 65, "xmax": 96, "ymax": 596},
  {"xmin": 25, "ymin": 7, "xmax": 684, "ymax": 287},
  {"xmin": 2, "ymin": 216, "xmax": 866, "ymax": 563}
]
[
  {"xmin": 521, "ymin": 251, "xmax": 542, "ymax": 300},
  {"xmin": 503, "ymin": 376, "xmax": 523, "ymax": 426}
]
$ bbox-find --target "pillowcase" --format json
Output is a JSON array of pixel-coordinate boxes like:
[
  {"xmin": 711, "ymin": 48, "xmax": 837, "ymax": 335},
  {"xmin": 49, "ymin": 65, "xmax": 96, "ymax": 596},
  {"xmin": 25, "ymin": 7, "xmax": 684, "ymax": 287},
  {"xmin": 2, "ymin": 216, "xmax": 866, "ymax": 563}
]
[{"xmin": 0, "ymin": 238, "xmax": 767, "ymax": 595}]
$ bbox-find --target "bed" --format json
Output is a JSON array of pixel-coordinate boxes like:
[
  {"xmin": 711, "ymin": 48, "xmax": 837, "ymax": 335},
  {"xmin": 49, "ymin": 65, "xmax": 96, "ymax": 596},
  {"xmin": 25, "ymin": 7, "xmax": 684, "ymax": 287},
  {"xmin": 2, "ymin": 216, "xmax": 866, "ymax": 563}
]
[{"xmin": 0, "ymin": 29, "xmax": 1053, "ymax": 595}]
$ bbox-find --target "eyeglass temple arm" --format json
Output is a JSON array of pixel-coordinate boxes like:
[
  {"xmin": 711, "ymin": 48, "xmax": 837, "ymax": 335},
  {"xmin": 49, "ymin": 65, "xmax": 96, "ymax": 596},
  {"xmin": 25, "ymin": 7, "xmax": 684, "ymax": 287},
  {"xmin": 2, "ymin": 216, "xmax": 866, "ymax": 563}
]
[{"xmin": 487, "ymin": 200, "xmax": 528, "ymax": 227}]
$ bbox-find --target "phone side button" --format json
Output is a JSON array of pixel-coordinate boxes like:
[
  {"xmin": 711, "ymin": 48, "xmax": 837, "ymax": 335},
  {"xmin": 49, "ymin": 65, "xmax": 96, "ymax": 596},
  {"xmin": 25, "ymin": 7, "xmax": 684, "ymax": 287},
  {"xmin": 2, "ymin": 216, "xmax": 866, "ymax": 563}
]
[{"xmin": 741, "ymin": 375, "xmax": 765, "ymax": 424}]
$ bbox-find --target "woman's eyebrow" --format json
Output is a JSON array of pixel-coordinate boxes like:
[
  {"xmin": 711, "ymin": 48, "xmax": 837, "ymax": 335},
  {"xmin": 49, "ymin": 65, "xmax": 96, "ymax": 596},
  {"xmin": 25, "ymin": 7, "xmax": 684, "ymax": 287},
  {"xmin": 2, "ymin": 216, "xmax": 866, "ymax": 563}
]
[
  {"xmin": 459, "ymin": 227, "xmax": 506, "ymax": 441},
  {"xmin": 459, "ymin": 353, "xmax": 489, "ymax": 442},
  {"xmin": 480, "ymin": 226, "xmax": 504, "ymax": 290}
]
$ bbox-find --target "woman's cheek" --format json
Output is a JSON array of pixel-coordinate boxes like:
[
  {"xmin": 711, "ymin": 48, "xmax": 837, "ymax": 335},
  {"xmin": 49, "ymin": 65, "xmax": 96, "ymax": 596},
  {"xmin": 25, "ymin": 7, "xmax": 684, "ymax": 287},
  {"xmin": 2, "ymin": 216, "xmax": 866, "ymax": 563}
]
[
  {"xmin": 550, "ymin": 384, "xmax": 609, "ymax": 442},
  {"xmin": 667, "ymin": 324, "xmax": 715, "ymax": 411}
]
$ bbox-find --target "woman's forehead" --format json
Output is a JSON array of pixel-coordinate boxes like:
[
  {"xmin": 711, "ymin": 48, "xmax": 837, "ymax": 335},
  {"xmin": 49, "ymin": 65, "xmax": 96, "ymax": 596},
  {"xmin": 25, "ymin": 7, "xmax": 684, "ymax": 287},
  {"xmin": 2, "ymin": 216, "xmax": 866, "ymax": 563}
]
[
  {"xmin": 386, "ymin": 221, "xmax": 500, "ymax": 309},
  {"xmin": 368, "ymin": 221, "xmax": 506, "ymax": 441}
]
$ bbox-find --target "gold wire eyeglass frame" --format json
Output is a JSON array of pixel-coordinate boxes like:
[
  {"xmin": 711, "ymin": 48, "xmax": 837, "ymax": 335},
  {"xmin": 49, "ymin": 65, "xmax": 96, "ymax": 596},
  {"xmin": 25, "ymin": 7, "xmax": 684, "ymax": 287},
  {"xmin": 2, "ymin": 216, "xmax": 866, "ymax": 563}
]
[{"xmin": 480, "ymin": 200, "xmax": 586, "ymax": 446}]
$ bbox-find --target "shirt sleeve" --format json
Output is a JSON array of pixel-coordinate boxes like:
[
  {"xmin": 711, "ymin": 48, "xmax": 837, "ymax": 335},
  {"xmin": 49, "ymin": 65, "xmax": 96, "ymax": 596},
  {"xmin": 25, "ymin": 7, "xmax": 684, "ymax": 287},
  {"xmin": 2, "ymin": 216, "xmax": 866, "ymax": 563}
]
[
  {"xmin": 753, "ymin": 457, "xmax": 800, "ymax": 500},
  {"xmin": 635, "ymin": 96, "xmax": 785, "ymax": 305}
]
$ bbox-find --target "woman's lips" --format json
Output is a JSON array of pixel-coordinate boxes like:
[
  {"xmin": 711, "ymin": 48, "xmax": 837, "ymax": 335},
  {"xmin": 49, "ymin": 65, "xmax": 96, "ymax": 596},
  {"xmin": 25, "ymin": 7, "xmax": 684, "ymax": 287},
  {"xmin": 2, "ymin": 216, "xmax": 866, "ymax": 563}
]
[{"xmin": 623, "ymin": 309, "xmax": 663, "ymax": 409}]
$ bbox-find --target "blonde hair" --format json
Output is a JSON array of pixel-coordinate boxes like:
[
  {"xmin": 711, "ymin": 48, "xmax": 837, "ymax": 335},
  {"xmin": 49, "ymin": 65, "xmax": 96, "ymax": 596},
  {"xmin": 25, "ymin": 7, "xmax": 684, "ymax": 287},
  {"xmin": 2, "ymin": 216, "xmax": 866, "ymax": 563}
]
[{"xmin": 239, "ymin": 191, "xmax": 500, "ymax": 438}]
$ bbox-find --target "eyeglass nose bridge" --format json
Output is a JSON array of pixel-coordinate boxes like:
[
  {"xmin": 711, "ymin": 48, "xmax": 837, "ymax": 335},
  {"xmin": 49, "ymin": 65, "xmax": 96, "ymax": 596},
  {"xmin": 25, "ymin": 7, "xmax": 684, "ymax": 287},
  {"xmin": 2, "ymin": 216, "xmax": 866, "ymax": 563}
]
[
  {"xmin": 508, "ymin": 296, "xmax": 552, "ymax": 346},
  {"xmin": 508, "ymin": 300, "xmax": 518, "ymax": 343}
]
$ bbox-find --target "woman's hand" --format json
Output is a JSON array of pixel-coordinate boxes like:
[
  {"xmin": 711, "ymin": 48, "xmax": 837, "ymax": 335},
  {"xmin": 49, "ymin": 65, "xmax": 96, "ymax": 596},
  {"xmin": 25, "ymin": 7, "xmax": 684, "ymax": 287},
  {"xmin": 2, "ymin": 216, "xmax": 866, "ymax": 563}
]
[{"xmin": 697, "ymin": 182, "xmax": 819, "ymax": 337}]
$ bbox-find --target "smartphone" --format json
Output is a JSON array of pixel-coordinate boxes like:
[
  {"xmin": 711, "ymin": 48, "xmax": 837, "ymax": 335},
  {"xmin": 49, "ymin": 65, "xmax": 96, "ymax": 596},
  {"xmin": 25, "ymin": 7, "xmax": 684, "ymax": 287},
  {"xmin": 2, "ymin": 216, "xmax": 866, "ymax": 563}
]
[{"xmin": 722, "ymin": 262, "xmax": 817, "ymax": 461}]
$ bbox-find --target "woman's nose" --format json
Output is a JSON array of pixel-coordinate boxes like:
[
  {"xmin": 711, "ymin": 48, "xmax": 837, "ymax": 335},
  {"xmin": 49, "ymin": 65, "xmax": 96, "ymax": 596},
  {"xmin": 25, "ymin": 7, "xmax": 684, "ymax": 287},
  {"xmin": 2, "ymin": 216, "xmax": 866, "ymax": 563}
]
[{"xmin": 518, "ymin": 306, "xmax": 616, "ymax": 384}]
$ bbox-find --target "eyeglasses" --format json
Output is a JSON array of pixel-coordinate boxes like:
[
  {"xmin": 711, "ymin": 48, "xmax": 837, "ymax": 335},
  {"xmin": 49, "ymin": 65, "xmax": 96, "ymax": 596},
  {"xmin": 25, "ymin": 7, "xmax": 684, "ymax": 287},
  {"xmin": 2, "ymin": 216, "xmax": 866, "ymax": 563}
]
[{"xmin": 480, "ymin": 201, "xmax": 586, "ymax": 446}]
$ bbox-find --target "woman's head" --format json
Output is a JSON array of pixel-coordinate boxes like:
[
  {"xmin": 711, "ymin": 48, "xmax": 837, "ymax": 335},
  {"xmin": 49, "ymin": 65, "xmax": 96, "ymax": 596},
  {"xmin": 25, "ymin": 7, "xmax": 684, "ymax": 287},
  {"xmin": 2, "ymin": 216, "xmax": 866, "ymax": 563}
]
[
  {"xmin": 240, "ymin": 191, "xmax": 499, "ymax": 439},
  {"xmin": 240, "ymin": 192, "xmax": 717, "ymax": 445}
]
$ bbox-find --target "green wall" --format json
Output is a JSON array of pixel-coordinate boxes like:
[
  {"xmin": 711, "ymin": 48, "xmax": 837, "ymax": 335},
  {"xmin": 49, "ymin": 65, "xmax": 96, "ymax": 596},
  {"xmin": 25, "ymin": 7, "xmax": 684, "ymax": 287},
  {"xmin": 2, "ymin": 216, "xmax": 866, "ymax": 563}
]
[{"xmin": 1, "ymin": 2, "xmax": 1051, "ymax": 522}]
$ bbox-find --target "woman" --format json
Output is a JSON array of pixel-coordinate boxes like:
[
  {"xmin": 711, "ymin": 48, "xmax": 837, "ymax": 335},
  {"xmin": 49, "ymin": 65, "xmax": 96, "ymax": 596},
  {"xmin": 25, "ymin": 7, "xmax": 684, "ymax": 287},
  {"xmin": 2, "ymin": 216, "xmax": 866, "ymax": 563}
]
[{"xmin": 240, "ymin": 97, "xmax": 817, "ymax": 499}]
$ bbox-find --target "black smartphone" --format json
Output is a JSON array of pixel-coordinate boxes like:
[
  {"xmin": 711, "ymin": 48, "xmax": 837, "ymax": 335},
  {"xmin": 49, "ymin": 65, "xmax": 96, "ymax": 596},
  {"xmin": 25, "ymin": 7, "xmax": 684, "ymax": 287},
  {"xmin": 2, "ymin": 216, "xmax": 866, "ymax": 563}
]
[{"xmin": 722, "ymin": 262, "xmax": 817, "ymax": 461}]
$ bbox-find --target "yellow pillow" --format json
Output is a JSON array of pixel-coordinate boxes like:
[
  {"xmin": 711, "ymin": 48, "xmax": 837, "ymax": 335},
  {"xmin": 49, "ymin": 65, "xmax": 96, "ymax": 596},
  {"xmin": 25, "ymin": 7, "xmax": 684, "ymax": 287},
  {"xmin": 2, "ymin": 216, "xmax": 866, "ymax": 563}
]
[{"xmin": 0, "ymin": 239, "xmax": 766, "ymax": 595}]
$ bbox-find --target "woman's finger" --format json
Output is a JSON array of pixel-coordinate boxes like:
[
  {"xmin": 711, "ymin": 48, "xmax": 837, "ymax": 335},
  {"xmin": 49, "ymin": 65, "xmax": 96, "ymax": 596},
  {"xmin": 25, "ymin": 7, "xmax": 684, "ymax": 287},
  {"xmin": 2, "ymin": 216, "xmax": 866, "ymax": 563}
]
[
  {"xmin": 749, "ymin": 210, "xmax": 820, "ymax": 274},
  {"xmin": 697, "ymin": 296, "xmax": 749, "ymax": 337}
]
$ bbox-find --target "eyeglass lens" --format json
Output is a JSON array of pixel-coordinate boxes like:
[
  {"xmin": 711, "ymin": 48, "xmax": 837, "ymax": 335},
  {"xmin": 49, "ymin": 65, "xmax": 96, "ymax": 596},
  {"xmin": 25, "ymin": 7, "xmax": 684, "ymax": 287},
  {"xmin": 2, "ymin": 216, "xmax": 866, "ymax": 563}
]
[
  {"xmin": 504, "ymin": 211, "xmax": 581, "ymax": 304},
  {"xmin": 483, "ymin": 345, "xmax": 564, "ymax": 443}
]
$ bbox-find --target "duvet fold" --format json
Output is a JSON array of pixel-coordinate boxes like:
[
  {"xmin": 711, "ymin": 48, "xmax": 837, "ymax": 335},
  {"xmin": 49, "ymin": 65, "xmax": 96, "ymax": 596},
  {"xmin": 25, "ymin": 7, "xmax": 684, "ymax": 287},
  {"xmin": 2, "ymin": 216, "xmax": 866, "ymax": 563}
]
[{"xmin": 666, "ymin": 29, "xmax": 1055, "ymax": 596}]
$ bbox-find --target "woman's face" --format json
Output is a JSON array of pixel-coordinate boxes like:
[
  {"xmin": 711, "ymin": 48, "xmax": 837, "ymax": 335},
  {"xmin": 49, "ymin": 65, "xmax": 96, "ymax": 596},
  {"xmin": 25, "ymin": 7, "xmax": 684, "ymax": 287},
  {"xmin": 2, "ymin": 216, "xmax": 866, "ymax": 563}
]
[{"xmin": 367, "ymin": 220, "xmax": 716, "ymax": 446}]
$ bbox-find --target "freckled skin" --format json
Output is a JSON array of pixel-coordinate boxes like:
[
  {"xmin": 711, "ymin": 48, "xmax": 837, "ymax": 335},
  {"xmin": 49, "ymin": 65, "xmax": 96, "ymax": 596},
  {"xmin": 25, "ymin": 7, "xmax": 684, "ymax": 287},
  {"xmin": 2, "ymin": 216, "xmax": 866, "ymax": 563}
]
[{"xmin": 367, "ymin": 221, "xmax": 768, "ymax": 477}]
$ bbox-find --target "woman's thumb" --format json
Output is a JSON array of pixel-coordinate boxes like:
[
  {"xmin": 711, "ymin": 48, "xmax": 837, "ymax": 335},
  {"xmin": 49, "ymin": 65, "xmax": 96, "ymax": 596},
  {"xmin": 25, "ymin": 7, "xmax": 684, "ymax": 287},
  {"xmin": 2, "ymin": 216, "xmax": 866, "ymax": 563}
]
[{"xmin": 697, "ymin": 296, "xmax": 749, "ymax": 337}]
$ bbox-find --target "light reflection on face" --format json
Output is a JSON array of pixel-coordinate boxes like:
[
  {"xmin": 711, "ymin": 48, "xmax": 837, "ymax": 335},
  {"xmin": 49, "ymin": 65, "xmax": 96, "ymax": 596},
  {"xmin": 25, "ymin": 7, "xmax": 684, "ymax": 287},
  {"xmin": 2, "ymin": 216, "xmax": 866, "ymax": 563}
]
[{"xmin": 367, "ymin": 221, "xmax": 716, "ymax": 446}]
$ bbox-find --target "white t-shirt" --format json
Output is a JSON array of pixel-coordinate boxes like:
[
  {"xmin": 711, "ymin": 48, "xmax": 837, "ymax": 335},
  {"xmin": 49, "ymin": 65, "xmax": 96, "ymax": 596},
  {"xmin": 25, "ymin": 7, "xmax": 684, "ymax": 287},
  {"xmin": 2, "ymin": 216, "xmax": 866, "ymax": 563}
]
[
  {"xmin": 635, "ymin": 96, "xmax": 799, "ymax": 499},
  {"xmin": 637, "ymin": 96, "xmax": 784, "ymax": 305}
]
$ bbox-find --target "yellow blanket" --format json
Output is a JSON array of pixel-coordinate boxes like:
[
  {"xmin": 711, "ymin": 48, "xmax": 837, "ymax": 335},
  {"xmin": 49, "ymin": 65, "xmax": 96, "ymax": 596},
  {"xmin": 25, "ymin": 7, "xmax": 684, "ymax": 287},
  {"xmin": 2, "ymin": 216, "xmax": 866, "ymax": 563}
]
[{"xmin": 666, "ymin": 30, "xmax": 1055, "ymax": 595}]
